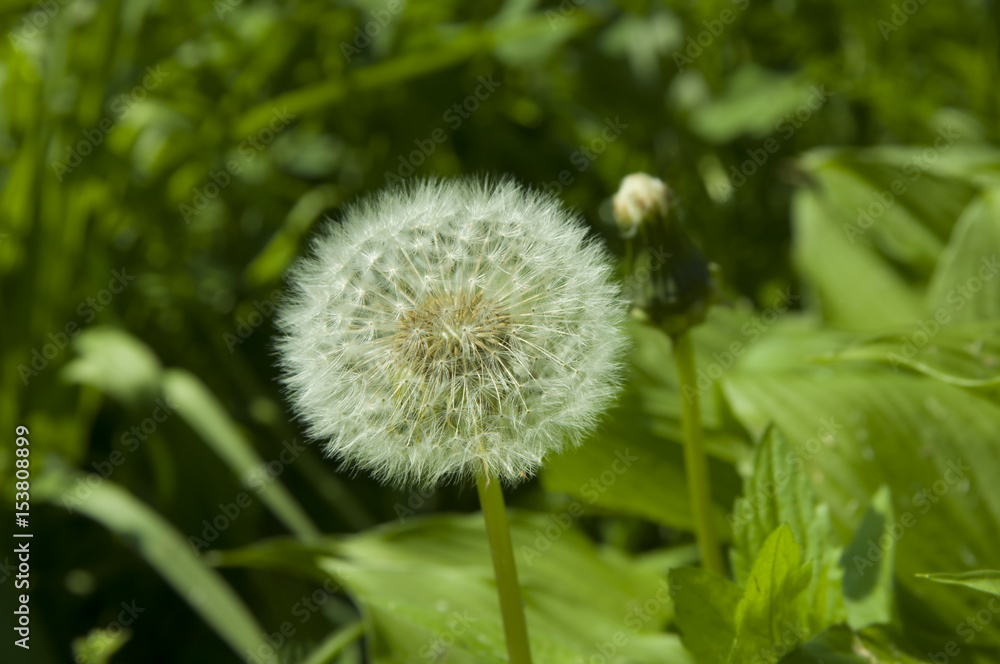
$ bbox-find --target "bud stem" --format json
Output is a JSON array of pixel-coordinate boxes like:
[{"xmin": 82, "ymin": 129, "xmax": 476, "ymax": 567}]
[
  {"xmin": 672, "ymin": 330, "xmax": 725, "ymax": 575},
  {"xmin": 476, "ymin": 468, "xmax": 533, "ymax": 664}
]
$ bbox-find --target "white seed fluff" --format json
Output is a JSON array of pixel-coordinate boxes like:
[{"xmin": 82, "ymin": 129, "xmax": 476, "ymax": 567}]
[{"xmin": 277, "ymin": 177, "xmax": 627, "ymax": 488}]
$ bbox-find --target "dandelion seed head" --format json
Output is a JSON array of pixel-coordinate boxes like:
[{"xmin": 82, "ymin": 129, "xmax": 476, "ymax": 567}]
[{"xmin": 277, "ymin": 177, "xmax": 627, "ymax": 488}]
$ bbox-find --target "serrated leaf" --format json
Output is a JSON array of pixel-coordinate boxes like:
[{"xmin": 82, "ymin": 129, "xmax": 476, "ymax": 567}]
[{"xmin": 729, "ymin": 525, "xmax": 814, "ymax": 664}]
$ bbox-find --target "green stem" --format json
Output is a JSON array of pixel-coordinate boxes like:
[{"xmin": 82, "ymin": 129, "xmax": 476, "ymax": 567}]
[
  {"xmin": 672, "ymin": 329, "xmax": 725, "ymax": 576},
  {"xmin": 476, "ymin": 468, "xmax": 533, "ymax": 664}
]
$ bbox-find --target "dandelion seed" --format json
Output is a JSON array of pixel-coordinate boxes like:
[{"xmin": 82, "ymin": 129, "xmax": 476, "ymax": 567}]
[{"xmin": 277, "ymin": 177, "xmax": 627, "ymax": 488}]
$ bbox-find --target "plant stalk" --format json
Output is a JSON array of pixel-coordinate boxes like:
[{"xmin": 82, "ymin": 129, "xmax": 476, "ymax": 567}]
[
  {"xmin": 672, "ymin": 329, "xmax": 725, "ymax": 575},
  {"xmin": 476, "ymin": 468, "xmax": 533, "ymax": 664}
]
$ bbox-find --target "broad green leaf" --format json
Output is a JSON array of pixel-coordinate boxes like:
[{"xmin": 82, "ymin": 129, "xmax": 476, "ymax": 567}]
[
  {"xmin": 215, "ymin": 512, "xmax": 692, "ymax": 664},
  {"xmin": 792, "ymin": 148, "xmax": 983, "ymax": 331},
  {"xmin": 840, "ymin": 486, "xmax": 896, "ymax": 628},
  {"xmin": 35, "ymin": 469, "xmax": 277, "ymax": 663},
  {"xmin": 828, "ymin": 323, "xmax": 1000, "ymax": 387},
  {"xmin": 918, "ymin": 570, "xmax": 1000, "ymax": 597},
  {"xmin": 927, "ymin": 188, "xmax": 1000, "ymax": 325},
  {"xmin": 792, "ymin": 182, "xmax": 922, "ymax": 331}
]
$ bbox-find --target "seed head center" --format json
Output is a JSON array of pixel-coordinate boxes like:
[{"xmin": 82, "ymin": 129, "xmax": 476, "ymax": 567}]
[{"xmin": 397, "ymin": 291, "xmax": 513, "ymax": 377}]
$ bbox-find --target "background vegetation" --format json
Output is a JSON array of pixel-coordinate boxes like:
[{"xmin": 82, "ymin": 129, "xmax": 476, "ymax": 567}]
[{"xmin": 3, "ymin": 0, "xmax": 1000, "ymax": 662}]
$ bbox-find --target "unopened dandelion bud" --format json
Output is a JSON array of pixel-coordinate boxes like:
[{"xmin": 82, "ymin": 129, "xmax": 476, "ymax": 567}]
[
  {"xmin": 613, "ymin": 173, "xmax": 717, "ymax": 335},
  {"xmin": 612, "ymin": 173, "xmax": 669, "ymax": 238}
]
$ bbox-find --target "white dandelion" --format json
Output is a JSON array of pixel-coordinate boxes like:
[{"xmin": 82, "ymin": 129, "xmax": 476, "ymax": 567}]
[{"xmin": 276, "ymin": 176, "xmax": 626, "ymax": 489}]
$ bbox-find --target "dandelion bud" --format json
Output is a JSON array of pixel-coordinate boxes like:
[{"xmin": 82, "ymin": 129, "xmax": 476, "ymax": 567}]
[
  {"xmin": 613, "ymin": 173, "xmax": 717, "ymax": 335},
  {"xmin": 612, "ymin": 173, "xmax": 669, "ymax": 238},
  {"xmin": 277, "ymin": 177, "xmax": 627, "ymax": 488}
]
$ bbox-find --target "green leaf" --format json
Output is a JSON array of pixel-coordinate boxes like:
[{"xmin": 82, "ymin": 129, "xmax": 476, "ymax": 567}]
[
  {"xmin": 828, "ymin": 322, "xmax": 1000, "ymax": 387},
  {"xmin": 723, "ymin": 358, "xmax": 1000, "ymax": 658},
  {"xmin": 840, "ymin": 486, "xmax": 896, "ymax": 629},
  {"xmin": 72, "ymin": 627, "xmax": 131, "ymax": 664},
  {"xmin": 731, "ymin": 426, "xmax": 828, "ymax": 583},
  {"xmin": 689, "ymin": 67, "xmax": 822, "ymax": 143},
  {"xmin": 671, "ymin": 526, "xmax": 814, "ymax": 664},
  {"xmin": 918, "ymin": 570, "xmax": 1000, "ymax": 597},
  {"xmin": 298, "ymin": 621, "xmax": 365, "ymax": 664},
  {"xmin": 36, "ymin": 469, "xmax": 277, "ymax": 663},
  {"xmin": 216, "ymin": 512, "xmax": 692, "ymax": 664},
  {"xmin": 926, "ymin": 187, "xmax": 1000, "ymax": 325},
  {"xmin": 792, "ymin": 179, "xmax": 923, "ymax": 331},
  {"xmin": 62, "ymin": 327, "xmax": 162, "ymax": 407},
  {"xmin": 784, "ymin": 624, "xmax": 931, "ymax": 664},
  {"xmin": 729, "ymin": 525, "xmax": 814, "ymax": 664},
  {"xmin": 669, "ymin": 567, "xmax": 741, "ymax": 664},
  {"xmin": 792, "ymin": 148, "xmax": 982, "ymax": 331},
  {"xmin": 730, "ymin": 426, "xmax": 848, "ymax": 633}
]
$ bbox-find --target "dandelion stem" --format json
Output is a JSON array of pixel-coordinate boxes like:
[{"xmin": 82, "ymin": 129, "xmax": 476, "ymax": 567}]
[
  {"xmin": 672, "ymin": 329, "xmax": 725, "ymax": 576},
  {"xmin": 476, "ymin": 468, "xmax": 533, "ymax": 664}
]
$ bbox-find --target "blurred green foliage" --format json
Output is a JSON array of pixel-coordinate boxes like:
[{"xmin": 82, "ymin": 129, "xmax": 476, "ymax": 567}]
[{"xmin": 4, "ymin": 0, "xmax": 1000, "ymax": 662}]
